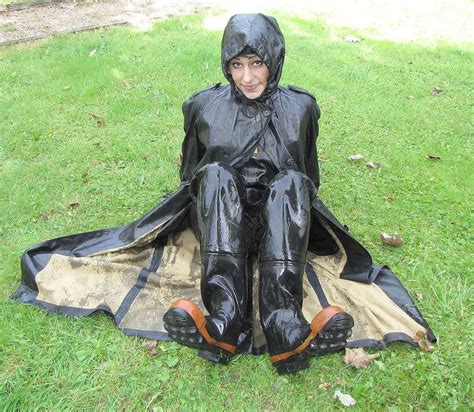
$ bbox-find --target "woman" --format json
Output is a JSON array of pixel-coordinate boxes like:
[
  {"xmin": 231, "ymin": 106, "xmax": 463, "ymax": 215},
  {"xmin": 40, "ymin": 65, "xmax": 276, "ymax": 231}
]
[
  {"xmin": 12, "ymin": 14, "xmax": 435, "ymax": 375},
  {"xmin": 163, "ymin": 14, "xmax": 354, "ymax": 374}
]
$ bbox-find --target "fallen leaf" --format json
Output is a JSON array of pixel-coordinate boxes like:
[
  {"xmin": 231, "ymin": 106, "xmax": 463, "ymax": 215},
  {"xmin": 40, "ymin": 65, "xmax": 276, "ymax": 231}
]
[
  {"xmin": 165, "ymin": 356, "xmax": 179, "ymax": 367},
  {"xmin": 123, "ymin": 79, "xmax": 134, "ymax": 89},
  {"xmin": 142, "ymin": 155, "xmax": 150, "ymax": 161},
  {"xmin": 63, "ymin": 86, "xmax": 71, "ymax": 91},
  {"xmin": 89, "ymin": 112, "xmax": 103, "ymax": 119},
  {"xmin": 69, "ymin": 202, "xmax": 80, "ymax": 210},
  {"xmin": 408, "ymin": 95, "xmax": 415, "ymax": 99},
  {"xmin": 156, "ymin": 110, "xmax": 161, "ymax": 117},
  {"xmin": 40, "ymin": 212, "xmax": 50, "ymax": 220},
  {"xmin": 307, "ymin": 395, "xmax": 314, "ymax": 400},
  {"xmin": 334, "ymin": 390, "xmax": 356, "ymax": 407},
  {"xmin": 366, "ymin": 161, "xmax": 381, "ymax": 169},
  {"xmin": 89, "ymin": 49, "xmax": 97, "ymax": 57},
  {"xmin": 380, "ymin": 232, "xmax": 404, "ymax": 247},
  {"xmin": 343, "ymin": 348, "xmax": 380, "ymax": 369},
  {"xmin": 204, "ymin": 62, "xmax": 209, "ymax": 70},
  {"xmin": 414, "ymin": 330, "xmax": 434, "ymax": 352},
  {"xmin": 89, "ymin": 112, "xmax": 105, "ymax": 127},
  {"xmin": 347, "ymin": 154, "xmax": 365, "ymax": 161},
  {"xmin": 427, "ymin": 155, "xmax": 441, "ymax": 160},
  {"xmin": 374, "ymin": 359, "xmax": 386, "ymax": 370},
  {"xmin": 336, "ymin": 378, "xmax": 347, "ymax": 386},
  {"xmin": 344, "ymin": 35, "xmax": 360, "ymax": 43},
  {"xmin": 415, "ymin": 292, "xmax": 424, "ymax": 301},
  {"xmin": 431, "ymin": 87, "xmax": 444, "ymax": 96},
  {"xmin": 319, "ymin": 382, "xmax": 331, "ymax": 391},
  {"xmin": 142, "ymin": 339, "xmax": 158, "ymax": 356},
  {"xmin": 383, "ymin": 194, "xmax": 395, "ymax": 201},
  {"xmin": 429, "ymin": 176, "xmax": 436, "ymax": 181}
]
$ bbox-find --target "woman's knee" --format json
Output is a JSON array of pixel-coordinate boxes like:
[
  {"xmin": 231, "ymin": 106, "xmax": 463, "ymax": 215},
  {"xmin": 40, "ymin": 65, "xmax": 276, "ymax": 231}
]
[
  {"xmin": 270, "ymin": 170, "xmax": 308, "ymax": 190},
  {"xmin": 191, "ymin": 162, "xmax": 244, "ymax": 198},
  {"xmin": 265, "ymin": 170, "xmax": 313, "ymax": 208}
]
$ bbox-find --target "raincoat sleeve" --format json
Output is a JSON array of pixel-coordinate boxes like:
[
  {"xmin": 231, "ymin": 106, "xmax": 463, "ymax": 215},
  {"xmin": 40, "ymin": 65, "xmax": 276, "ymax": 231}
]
[
  {"xmin": 305, "ymin": 101, "xmax": 321, "ymax": 191},
  {"xmin": 179, "ymin": 96, "xmax": 205, "ymax": 182}
]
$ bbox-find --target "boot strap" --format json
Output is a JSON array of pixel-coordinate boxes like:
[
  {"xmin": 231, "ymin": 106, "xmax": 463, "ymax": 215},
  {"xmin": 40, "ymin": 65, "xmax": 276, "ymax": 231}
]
[
  {"xmin": 171, "ymin": 300, "xmax": 237, "ymax": 354},
  {"xmin": 270, "ymin": 306, "xmax": 344, "ymax": 363}
]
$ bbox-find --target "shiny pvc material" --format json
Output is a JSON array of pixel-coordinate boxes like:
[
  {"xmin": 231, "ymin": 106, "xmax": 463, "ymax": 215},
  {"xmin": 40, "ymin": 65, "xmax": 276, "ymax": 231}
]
[
  {"xmin": 258, "ymin": 171, "xmax": 314, "ymax": 357},
  {"xmin": 194, "ymin": 163, "xmax": 318, "ymax": 359},
  {"xmin": 184, "ymin": 14, "xmax": 343, "ymax": 363},
  {"xmin": 270, "ymin": 306, "xmax": 344, "ymax": 363},
  {"xmin": 180, "ymin": 14, "xmax": 321, "ymax": 196},
  {"xmin": 193, "ymin": 162, "xmax": 247, "ymax": 257},
  {"xmin": 259, "ymin": 170, "xmax": 314, "ymax": 263},
  {"xmin": 221, "ymin": 14, "xmax": 285, "ymax": 102},
  {"xmin": 11, "ymin": 13, "xmax": 436, "ymax": 370},
  {"xmin": 193, "ymin": 163, "xmax": 248, "ymax": 346}
]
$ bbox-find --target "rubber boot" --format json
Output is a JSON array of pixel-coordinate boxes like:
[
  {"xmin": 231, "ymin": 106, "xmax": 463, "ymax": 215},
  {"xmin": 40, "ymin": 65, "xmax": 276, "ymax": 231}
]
[
  {"xmin": 163, "ymin": 162, "xmax": 248, "ymax": 364},
  {"xmin": 258, "ymin": 170, "xmax": 353, "ymax": 374}
]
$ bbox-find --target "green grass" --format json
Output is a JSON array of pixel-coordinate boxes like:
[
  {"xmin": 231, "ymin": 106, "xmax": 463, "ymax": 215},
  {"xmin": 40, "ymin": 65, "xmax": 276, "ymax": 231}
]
[{"xmin": 1, "ymin": 13, "xmax": 473, "ymax": 410}]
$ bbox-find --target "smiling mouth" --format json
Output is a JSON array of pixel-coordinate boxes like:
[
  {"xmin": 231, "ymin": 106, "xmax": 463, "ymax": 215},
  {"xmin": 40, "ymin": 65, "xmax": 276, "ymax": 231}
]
[{"xmin": 241, "ymin": 84, "xmax": 259, "ymax": 91}]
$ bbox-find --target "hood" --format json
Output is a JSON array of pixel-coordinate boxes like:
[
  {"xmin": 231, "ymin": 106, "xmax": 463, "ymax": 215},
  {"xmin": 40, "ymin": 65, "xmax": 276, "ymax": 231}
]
[{"xmin": 221, "ymin": 13, "xmax": 285, "ymax": 101}]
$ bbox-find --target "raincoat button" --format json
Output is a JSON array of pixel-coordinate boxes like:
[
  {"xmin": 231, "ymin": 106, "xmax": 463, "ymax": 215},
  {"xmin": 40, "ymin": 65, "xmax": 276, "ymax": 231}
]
[
  {"xmin": 263, "ymin": 110, "xmax": 271, "ymax": 117},
  {"xmin": 286, "ymin": 159, "xmax": 295, "ymax": 167}
]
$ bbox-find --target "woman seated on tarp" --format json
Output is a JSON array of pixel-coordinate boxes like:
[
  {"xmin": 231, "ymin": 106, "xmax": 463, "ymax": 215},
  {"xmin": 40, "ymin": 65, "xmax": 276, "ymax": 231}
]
[
  {"xmin": 162, "ymin": 13, "xmax": 354, "ymax": 375},
  {"xmin": 13, "ymin": 13, "xmax": 435, "ymax": 376}
]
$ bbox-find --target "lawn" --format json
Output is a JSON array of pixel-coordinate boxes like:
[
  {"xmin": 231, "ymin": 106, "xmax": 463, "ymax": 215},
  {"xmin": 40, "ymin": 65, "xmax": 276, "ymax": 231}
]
[{"xmin": 0, "ymin": 12, "xmax": 472, "ymax": 410}]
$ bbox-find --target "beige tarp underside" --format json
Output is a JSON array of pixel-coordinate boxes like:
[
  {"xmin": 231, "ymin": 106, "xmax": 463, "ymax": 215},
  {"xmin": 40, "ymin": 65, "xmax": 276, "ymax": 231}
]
[{"xmin": 36, "ymin": 227, "xmax": 427, "ymax": 350}]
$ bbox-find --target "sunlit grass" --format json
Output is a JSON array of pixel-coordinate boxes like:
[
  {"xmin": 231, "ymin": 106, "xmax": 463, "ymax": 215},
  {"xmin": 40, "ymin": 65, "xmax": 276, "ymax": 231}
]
[{"xmin": 0, "ymin": 13, "xmax": 472, "ymax": 410}]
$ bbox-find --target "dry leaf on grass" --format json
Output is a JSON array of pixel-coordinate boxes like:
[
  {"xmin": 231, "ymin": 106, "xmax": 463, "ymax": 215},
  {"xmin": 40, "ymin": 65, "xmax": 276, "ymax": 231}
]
[
  {"xmin": 142, "ymin": 339, "xmax": 158, "ymax": 356},
  {"xmin": 89, "ymin": 48, "xmax": 96, "ymax": 57},
  {"xmin": 344, "ymin": 348, "xmax": 380, "ymax": 369},
  {"xmin": 344, "ymin": 35, "xmax": 361, "ymax": 43},
  {"xmin": 427, "ymin": 155, "xmax": 441, "ymax": 160},
  {"xmin": 366, "ymin": 161, "xmax": 381, "ymax": 169},
  {"xmin": 380, "ymin": 232, "xmax": 404, "ymax": 247},
  {"xmin": 123, "ymin": 79, "xmax": 134, "ymax": 89},
  {"xmin": 68, "ymin": 202, "xmax": 80, "ymax": 210},
  {"xmin": 347, "ymin": 154, "xmax": 365, "ymax": 161},
  {"xmin": 89, "ymin": 112, "xmax": 105, "ymax": 127},
  {"xmin": 431, "ymin": 87, "xmax": 444, "ymax": 96},
  {"xmin": 414, "ymin": 330, "xmax": 434, "ymax": 352},
  {"xmin": 334, "ymin": 390, "xmax": 356, "ymax": 407},
  {"xmin": 415, "ymin": 292, "xmax": 424, "ymax": 301},
  {"xmin": 319, "ymin": 382, "xmax": 331, "ymax": 391},
  {"xmin": 336, "ymin": 378, "xmax": 347, "ymax": 386}
]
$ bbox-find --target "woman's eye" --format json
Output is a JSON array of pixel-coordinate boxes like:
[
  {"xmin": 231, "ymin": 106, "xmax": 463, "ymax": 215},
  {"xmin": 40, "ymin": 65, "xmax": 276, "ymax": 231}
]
[
  {"xmin": 252, "ymin": 60, "xmax": 263, "ymax": 67},
  {"xmin": 231, "ymin": 62, "xmax": 242, "ymax": 68}
]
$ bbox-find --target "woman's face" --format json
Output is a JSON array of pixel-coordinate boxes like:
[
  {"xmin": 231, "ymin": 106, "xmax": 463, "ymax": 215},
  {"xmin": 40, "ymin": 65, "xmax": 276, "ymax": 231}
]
[{"xmin": 228, "ymin": 54, "xmax": 269, "ymax": 99}]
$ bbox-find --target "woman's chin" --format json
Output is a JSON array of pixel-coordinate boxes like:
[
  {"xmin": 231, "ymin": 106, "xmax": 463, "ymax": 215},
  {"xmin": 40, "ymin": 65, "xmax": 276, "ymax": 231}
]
[{"xmin": 240, "ymin": 86, "xmax": 264, "ymax": 100}]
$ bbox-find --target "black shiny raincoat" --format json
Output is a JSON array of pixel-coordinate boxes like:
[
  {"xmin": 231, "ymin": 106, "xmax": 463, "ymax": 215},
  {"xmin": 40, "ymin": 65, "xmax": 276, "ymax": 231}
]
[{"xmin": 12, "ymin": 14, "xmax": 435, "ymax": 354}]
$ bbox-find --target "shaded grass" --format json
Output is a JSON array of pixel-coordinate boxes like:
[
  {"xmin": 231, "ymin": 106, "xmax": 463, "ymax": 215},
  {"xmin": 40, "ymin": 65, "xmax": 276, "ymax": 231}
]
[{"xmin": 0, "ymin": 13, "xmax": 473, "ymax": 410}]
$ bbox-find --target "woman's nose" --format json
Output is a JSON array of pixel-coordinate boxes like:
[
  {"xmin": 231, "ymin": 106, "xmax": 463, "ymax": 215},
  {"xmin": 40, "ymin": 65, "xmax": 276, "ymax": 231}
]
[{"xmin": 242, "ymin": 66, "xmax": 253, "ymax": 83}]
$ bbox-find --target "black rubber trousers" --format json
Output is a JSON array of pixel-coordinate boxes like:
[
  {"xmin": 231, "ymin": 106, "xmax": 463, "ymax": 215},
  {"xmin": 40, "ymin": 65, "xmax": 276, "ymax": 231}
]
[{"xmin": 190, "ymin": 162, "xmax": 315, "ymax": 355}]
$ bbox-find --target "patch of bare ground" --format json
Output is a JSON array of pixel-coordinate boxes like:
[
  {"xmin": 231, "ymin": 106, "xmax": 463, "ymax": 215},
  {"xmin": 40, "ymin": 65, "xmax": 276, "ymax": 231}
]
[{"xmin": 0, "ymin": 0, "xmax": 214, "ymax": 46}]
